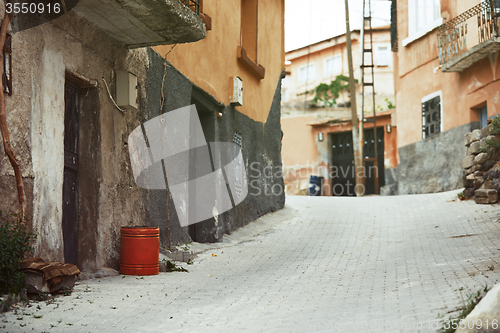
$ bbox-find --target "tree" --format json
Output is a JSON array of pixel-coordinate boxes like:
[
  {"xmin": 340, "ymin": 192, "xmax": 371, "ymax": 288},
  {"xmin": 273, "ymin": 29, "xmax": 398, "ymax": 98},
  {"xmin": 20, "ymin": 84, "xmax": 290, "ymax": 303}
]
[{"xmin": 0, "ymin": 12, "xmax": 25, "ymax": 215}]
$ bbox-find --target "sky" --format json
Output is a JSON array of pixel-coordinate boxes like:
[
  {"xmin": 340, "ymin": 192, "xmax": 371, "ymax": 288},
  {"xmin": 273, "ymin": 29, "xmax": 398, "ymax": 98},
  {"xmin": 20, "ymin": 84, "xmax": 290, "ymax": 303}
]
[{"xmin": 285, "ymin": 0, "xmax": 392, "ymax": 52}]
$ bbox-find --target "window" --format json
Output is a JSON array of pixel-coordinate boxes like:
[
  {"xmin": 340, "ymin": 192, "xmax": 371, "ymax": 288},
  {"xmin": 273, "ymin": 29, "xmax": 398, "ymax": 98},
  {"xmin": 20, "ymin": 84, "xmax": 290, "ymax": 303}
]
[
  {"xmin": 480, "ymin": 106, "xmax": 488, "ymax": 128},
  {"xmin": 241, "ymin": 0, "xmax": 258, "ymax": 62},
  {"xmin": 238, "ymin": 0, "xmax": 265, "ymax": 79},
  {"xmin": 422, "ymin": 92, "xmax": 442, "ymax": 139},
  {"xmin": 375, "ymin": 46, "xmax": 390, "ymax": 66},
  {"xmin": 324, "ymin": 55, "xmax": 342, "ymax": 76},
  {"xmin": 404, "ymin": 0, "xmax": 442, "ymax": 46},
  {"xmin": 299, "ymin": 63, "xmax": 315, "ymax": 82}
]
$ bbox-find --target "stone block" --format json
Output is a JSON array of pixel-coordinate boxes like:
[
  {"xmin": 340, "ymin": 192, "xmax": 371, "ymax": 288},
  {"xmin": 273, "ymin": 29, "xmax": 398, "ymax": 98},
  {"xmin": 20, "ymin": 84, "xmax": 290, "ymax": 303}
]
[
  {"xmin": 488, "ymin": 169, "xmax": 500, "ymax": 179},
  {"xmin": 474, "ymin": 152, "xmax": 488, "ymax": 165},
  {"xmin": 475, "ymin": 176, "xmax": 485, "ymax": 188},
  {"xmin": 25, "ymin": 272, "xmax": 50, "ymax": 294},
  {"xmin": 455, "ymin": 283, "xmax": 500, "ymax": 333},
  {"xmin": 467, "ymin": 141, "xmax": 481, "ymax": 155},
  {"xmin": 486, "ymin": 134, "xmax": 498, "ymax": 143},
  {"xmin": 466, "ymin": 173, "xmax": 475, "ymax": 180},
  {"xmin": 159, "ymin": 261, "xmax": 166, "ymax": 272},
  {"xmin": 481, "ymin": 124, "xmax": 492, "ymax": 138},
  {"xmin": 480, "ymin": 137, "xmax": 486, "ymax": 149},
  {"xmin": 475, "ymin": 197, "xmax": 490, "ymax": 204},
  {"xmin": 464, "ymin": 187, "xmax": 475, "ymax": 198},
  {"xmin": 462, "ymin": 155, "xmax": 475, "ymax": 169},
  {"xmin": 481, "ymin": 160, "xmax": 496, "ymax": 171},
  {"xmin": 492, "ymin": 149, "xmax": 500, "ymax": 161},
  {"xmin": 483, "ymin": 179, "xmax": 493, "ymax": 189},
  {"xmin": 471, "ymin": 129, "xmax": 482, "ymax": 142},
  {"xmin": 464, "ymin": 166, "xmax": 474, "ymax": 176},
  {"xmin": 475, "ymin": 189, "xmax": 498, "ymax": 203},
  {"xmin": 464, "ymin": 132, "xmax": 472, "ymax": 147}
]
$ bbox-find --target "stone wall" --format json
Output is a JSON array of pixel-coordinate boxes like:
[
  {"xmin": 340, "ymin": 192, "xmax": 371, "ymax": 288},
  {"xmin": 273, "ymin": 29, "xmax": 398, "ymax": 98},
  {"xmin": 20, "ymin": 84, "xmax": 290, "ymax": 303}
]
[
  {"xmin": 1, "ymin": 10, "xmax": 285, "ymax": 272},
  {"xmin": 395, "ymin": 122, "xmax": 478, "ymax": 195},
  {"xmin": 0, "ymin": 11, "xmax": 148, "ymax": 271},
  {"xmin": 462, "ymin": 124, "xmax": 500, "ymax": 204}
]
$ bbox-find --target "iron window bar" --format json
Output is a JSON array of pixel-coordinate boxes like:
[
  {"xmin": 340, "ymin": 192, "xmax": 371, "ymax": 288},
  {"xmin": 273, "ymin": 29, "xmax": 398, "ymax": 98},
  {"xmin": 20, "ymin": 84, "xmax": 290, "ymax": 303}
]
[
  {"xmin": 437, "ymin": 0, "xmax": 500, "ymax": 65},
  {"xmin": 181, "ymin": 0, "xmax": 200, "ymax": 15}
]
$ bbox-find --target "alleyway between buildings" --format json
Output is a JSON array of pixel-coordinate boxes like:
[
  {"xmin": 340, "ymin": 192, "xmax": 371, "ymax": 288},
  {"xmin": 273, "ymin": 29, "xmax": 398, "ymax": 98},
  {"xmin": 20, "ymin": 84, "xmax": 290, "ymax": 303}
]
[{"xmin": 3, "ymin": 190, "xmax": 500, "ymax": 332}]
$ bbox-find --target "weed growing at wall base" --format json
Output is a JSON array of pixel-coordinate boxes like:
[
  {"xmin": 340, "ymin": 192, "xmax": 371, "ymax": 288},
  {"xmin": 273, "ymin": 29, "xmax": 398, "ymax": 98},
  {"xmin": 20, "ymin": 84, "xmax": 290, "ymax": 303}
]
[{"xmin": 0, "ymin": 211, "xmax": 37, "ymax": 295}]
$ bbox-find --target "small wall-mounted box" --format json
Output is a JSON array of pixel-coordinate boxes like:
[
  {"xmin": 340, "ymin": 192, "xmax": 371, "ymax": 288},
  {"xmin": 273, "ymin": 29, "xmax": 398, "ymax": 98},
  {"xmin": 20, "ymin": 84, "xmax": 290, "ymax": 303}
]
[
  {"xmin": 116, "ymin": 71, "xmax": 138, "ymax": 110},
  {"xmin": 231, "ymin": 76, "xmax": 243, "ymax": 106}
]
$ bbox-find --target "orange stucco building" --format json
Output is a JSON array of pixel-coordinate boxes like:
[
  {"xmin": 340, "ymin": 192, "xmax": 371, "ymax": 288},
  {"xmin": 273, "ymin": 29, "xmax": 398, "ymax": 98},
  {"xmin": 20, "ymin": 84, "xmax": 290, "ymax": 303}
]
[
  {"xmin": 281, "ymin": 27, "xmax": 398, "ymax": 196},
  {"xmin": 153, "ymin": 0, "xmax": 285, "ymax": 124},
  {"xmin": 148, "ymin": 0, "xmax": 287, "ymax": 242},
  {"xmin": 392, "ymin": 0, "xmax": 500, "ymax": 194}
]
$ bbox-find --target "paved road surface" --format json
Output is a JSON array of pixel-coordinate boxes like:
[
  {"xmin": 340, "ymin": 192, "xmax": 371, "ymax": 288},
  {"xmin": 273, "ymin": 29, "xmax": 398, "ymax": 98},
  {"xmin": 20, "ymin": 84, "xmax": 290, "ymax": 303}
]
[{"xmin": 2, "ymin": 190, "xmax": 500, "ymax": 332}]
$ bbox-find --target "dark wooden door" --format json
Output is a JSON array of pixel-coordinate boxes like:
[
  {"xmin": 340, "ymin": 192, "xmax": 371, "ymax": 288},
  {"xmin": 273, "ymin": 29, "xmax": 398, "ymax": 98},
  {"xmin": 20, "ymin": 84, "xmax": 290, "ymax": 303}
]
[
  {"xmin": 331, "ymin": 128, "xmax": 385, "ymax": 196},
  {"xmin": 363, "ymin": 127, "xmax": 385, "ymax": 195},
  {"xmin": 62, "ymin": 82, "xmax": 80, "ymax": 265},
  {"xmin": 331, "ymin": 131, "xmax": 355, "ymax": 196}
]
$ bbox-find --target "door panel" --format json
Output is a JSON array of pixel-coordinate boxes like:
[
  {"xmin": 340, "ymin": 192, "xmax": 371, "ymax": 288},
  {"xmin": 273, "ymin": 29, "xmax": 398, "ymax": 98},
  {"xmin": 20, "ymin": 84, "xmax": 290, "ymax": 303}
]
[
  {"xmin": 62, "ymin": 82, "xmax": 80, "ymax": 265},
  {"xmin": 331, "ymin": 131, "xmax": 355, "ymax": 196},
  {"xmin": 331, "ymin": 127, "xmax": 385, "ymax": 196},
  {"xmin": 363, "ymin": 127, "xmax": 385, "ymax": 195}
]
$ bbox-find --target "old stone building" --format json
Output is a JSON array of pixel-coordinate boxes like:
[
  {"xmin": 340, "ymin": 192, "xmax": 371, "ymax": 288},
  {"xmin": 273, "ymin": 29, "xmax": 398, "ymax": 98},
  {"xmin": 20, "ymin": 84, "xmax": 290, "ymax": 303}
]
[{"xmin": 0, "ymin": 0, "xmax": 285, "ymax": 273}]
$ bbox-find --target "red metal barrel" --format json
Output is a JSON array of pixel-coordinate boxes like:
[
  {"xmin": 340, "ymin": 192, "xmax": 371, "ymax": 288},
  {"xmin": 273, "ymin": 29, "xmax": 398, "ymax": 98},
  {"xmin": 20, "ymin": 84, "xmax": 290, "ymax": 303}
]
[{"xmin": 120, "ymin": 226, "xmax": 159, "ymax": 275}]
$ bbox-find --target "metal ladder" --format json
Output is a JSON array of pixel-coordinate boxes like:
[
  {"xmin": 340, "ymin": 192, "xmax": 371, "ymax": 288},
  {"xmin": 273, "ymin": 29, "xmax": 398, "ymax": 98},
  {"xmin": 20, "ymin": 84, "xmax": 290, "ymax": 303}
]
[{"xmin": 360, "ymin": 0, "xmax": 379, "ymax": 194}]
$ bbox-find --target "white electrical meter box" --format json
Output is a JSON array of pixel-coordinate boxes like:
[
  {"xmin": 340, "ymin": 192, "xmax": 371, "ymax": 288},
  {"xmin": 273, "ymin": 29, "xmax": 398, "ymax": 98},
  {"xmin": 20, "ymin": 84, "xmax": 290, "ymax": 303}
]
[
  {"xmin": 116, "ymin": 71, "xmax": 138, "ymax": 110},
  {"xmin": 231, "ymin": 76, "xmax": 243, "ymax": 106}
]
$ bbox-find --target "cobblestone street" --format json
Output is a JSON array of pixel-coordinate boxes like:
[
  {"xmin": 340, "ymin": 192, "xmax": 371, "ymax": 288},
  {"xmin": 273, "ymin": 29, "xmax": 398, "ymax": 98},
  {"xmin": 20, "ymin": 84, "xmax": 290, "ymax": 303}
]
[{"xmin": 3, "ymin": 190, "xmax": 500, "ymax": 332}]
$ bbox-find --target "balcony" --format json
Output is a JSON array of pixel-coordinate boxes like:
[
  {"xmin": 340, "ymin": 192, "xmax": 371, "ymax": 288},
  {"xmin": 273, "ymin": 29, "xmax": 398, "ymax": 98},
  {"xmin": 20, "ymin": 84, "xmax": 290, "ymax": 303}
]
[
  {"xmin": 437, "ymin": 0, "xmax": 500, "ymax": 72},
  {"xmin": 74, "ymin": 0, "xmax": 206, "ymax": 48}
]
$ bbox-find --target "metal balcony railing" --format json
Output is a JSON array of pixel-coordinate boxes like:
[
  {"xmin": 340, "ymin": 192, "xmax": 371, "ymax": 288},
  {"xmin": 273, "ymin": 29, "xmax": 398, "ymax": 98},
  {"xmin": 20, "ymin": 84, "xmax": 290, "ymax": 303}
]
[
  {"xmin": 181, "ymin": 0, "xmax": 200, "ymax": 15},
  {"xmin": 437, "ymin": 0, "xmax": 500, "ymax": 70}
]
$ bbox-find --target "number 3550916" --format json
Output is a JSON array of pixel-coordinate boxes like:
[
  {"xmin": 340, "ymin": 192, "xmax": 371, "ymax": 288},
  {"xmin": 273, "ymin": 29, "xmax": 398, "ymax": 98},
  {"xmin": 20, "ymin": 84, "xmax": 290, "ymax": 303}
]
[{"xmin": 6, "ymin": 2, "xmax": 61, "ymax": 14}]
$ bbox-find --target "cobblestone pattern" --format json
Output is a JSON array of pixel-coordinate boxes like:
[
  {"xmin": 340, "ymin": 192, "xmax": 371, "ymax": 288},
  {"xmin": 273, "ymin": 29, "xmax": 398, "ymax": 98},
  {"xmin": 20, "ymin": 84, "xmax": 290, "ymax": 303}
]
[{"xmin": 2, "ymin": 190, "xmax": 500, "ymax": 332}]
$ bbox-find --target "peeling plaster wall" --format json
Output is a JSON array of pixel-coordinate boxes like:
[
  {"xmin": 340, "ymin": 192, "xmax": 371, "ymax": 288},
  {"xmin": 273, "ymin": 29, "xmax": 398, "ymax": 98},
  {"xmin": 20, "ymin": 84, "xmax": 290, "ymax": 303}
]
[
  {"xmin": 2, "ymin": 11, "xmax": 148, "ymax": 272},
  {"xmin": 30, "ymin": 49, "xmax": 65, "ymax": 261},
  {"xmin": 396, "ymin": 122, "xmax": 478, "ymax": 195}
]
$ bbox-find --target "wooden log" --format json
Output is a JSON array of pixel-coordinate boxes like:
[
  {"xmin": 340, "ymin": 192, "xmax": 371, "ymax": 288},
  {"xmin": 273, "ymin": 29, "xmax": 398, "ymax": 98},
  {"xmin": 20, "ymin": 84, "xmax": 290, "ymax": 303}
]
[{"xmin": 0, "ymin": 13, "xmax": 25, "ymax": 215}]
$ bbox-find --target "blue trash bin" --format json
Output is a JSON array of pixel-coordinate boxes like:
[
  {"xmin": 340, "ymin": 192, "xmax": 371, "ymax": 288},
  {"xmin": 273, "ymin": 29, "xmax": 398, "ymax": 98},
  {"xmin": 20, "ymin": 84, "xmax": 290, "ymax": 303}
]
[{"xmin": 308, "ymin": 176, "xmax": 323, "ymax": 196}]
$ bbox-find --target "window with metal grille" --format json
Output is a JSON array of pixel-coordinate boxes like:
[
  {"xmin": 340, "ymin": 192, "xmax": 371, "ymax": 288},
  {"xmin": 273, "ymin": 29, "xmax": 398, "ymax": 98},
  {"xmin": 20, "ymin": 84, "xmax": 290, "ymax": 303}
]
[
  {"xmin": 422, "ymin": 95, "xmax": 441, "ymax": 139},
  {"xmin": 233, "ymin": 132, "xmax": 242, "ymax": 147}
]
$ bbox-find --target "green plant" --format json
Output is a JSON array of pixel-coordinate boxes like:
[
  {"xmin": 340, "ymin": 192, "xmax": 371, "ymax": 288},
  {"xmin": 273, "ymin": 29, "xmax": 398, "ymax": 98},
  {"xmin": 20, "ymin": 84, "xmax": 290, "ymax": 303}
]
[
  {"xmin": 180, "ymin": 239, "xmax": 192, "ymax": 252},
  {"xmin": 489, "ymin": 115, "xmax": 500, "ymax": 134},
  {"xmin": 34, "ymin": 292, "xmax": 50, "ymax": 302},
  {"xmin": 0, "ymin": 211, "xmax": 37, "ymax": 295},
  {"xmin": 164, "ymin": 259, "xmax": 189, "ymax": 273},
  {"xmin": 438, "ymin": 285, "xmax": 490, "ymax": 333},
  {"xmin": 61, "ymin": 287, "xmax": 72, "ymax": 296},
  {"xmin": 385, "ymin": 98, "xmax": 395, "ymax": 109},
  {"xmin": 305, "ymin": 75, "xmax": 357, "ymax": 107}
]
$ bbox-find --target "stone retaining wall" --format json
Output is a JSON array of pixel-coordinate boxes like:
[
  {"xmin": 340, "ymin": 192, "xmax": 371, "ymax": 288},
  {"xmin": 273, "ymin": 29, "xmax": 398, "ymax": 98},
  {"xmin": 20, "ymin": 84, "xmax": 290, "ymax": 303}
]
[{"xmin": 462, "ymin": 124, "xmax": 500, "ymax": 204}]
